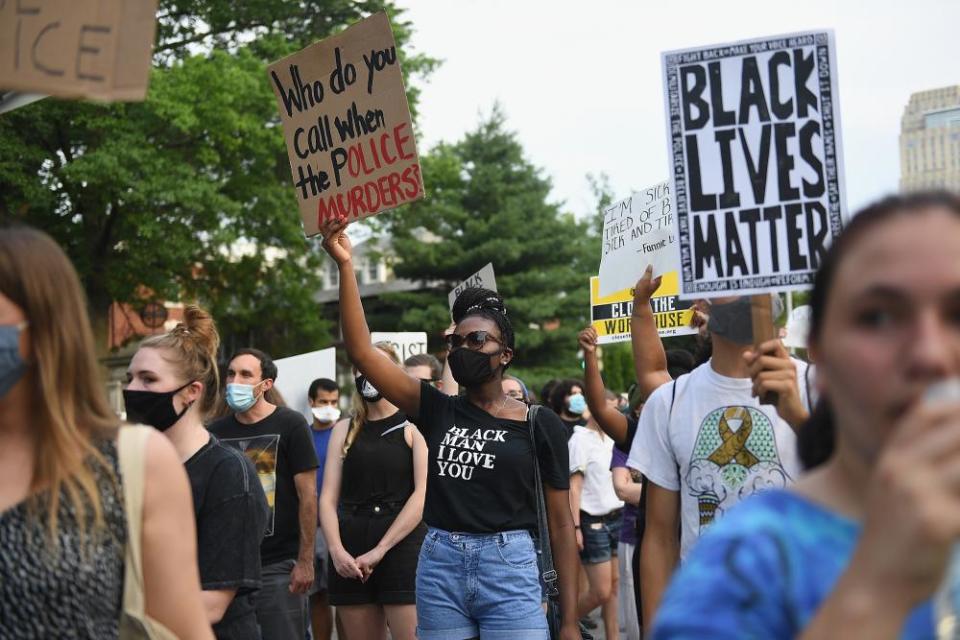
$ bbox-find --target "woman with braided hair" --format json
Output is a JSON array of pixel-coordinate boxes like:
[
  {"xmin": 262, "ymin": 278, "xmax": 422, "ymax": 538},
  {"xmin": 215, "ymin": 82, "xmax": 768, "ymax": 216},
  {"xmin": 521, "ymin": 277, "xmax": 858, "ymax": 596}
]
[{"xmin": 320, "ymin": 216, "xmax": 581, "ymax": 640}]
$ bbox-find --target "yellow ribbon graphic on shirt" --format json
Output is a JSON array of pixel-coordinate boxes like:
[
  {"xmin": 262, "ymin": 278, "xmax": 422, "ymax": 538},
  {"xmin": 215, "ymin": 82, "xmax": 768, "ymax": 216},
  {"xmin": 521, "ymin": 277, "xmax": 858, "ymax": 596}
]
[{"xmin": 707, "ymin": 407, "xmax": 759, "ymax": 468}]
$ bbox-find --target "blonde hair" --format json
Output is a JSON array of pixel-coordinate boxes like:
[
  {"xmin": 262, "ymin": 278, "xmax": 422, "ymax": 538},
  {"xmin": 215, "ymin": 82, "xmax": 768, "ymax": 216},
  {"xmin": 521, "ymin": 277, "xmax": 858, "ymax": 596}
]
[
  {"xmin": 0, "ymin": 225, "xmax": 119, "ymax": 542},
  {"xmin": 343, "ymin": 341, "xmax": 401, "ymax": 457},
  {"xmin": 139, "ymin": 305, "xmax": 221, "ymax": 418}
]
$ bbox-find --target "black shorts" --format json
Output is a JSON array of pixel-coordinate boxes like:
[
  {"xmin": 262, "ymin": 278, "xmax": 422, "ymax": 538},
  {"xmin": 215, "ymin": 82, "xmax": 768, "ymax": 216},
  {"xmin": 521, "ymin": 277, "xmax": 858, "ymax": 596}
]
[{"xmin": 329, "ymin": 505, "xmax": 426, "ymax": 606}]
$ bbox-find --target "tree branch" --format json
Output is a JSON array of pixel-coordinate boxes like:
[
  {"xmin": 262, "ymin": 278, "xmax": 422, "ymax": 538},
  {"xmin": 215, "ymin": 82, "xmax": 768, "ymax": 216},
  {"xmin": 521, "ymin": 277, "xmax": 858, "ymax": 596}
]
[{"xmin": 155, "ymin": 21, "xmax": 271, "ymax": 53}]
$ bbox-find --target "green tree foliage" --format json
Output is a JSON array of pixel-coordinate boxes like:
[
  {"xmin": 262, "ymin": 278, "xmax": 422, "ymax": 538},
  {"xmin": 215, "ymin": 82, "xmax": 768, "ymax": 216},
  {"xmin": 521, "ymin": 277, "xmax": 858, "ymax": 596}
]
[
  {"xmin": 0, "ymin": 0, "xmax": 437, "ymax": 358},
  {"xmin": 371, "ymin": 108, "xmax": 600, "ymax": 392}
]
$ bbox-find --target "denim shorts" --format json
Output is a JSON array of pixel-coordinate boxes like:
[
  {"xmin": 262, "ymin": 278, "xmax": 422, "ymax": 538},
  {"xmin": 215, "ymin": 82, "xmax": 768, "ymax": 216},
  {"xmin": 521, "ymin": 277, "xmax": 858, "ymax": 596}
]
[
  {"xmin": 416, "ymin": 527, "xmax": 549, "ymax": 640},
  {"xmin": 580, "ymin": 509, "xmax": 622, "ymax": 564}
]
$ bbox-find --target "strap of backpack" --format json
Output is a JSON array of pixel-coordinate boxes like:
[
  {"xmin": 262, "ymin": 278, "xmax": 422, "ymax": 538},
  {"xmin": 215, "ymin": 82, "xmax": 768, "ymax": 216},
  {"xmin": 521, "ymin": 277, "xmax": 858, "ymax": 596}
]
[{"xmin": 527, "ymin": 405, "xmax": 559, "ymax": 599}]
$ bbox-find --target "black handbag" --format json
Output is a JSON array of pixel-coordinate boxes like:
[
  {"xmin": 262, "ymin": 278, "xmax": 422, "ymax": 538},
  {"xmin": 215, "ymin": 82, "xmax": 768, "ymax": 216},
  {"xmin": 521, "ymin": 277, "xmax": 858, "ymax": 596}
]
[{"xmin": 527, "ymin": 405, "xmax": 593, "ymax": 640}]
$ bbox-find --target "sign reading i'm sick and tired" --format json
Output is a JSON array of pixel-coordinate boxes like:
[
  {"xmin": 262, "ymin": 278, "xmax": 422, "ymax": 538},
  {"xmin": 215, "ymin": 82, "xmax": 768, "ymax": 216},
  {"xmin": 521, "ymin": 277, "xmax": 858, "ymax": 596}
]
[
  {"xmin": 598, "ymin": 181, "xmax": 676, "ymax": 298},
  {"xmin": 663, "ymin": 30, "xmax": 846, "ymax": 298},
  {"xmin": 267, "ymin": 12, "xmax": 423, "ymax": 236}
]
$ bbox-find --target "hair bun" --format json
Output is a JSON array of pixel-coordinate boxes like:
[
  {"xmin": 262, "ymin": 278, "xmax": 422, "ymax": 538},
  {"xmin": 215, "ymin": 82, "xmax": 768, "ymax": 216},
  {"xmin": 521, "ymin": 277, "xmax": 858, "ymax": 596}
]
[
  {"xmin": 179, "ymin": 305, "xmax": 220, "ymax": 361},
  {"xmin": 451, "ymin": 287, "xmax": 507, "ymax": 323}
]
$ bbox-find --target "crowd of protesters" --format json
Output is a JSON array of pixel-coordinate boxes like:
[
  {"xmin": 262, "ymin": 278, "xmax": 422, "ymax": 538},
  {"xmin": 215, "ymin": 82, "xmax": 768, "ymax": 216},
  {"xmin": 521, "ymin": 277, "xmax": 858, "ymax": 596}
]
[{"xmin": 2, "ymin": 190, "xmax": 959, "ymax": 640}]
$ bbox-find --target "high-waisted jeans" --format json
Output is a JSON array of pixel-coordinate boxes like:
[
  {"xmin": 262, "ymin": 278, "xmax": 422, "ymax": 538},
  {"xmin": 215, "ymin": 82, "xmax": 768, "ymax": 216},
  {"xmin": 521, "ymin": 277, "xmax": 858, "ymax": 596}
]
[{"xmin": 415, "ymin": 527, "xmax": 549, "ymax": 640}]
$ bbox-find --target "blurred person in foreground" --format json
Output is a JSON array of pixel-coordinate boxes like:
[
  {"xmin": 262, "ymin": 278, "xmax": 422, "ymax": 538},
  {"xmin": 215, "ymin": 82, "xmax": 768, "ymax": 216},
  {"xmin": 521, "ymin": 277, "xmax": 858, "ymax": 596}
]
[
  {"xmin": 653, "ymin": 193, "xmax": 960, "ymax": 638},
  {"xmin": 0, "ymin": 224, "xmax": 211, "ymax": 639}
]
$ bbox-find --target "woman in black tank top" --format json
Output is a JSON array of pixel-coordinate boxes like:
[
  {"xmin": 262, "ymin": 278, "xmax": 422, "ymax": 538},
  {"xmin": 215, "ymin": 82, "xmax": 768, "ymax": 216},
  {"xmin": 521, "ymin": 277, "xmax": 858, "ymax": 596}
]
[{"xmin": 318, "ymin": 343, "xmax": 428, "ymax": 640}]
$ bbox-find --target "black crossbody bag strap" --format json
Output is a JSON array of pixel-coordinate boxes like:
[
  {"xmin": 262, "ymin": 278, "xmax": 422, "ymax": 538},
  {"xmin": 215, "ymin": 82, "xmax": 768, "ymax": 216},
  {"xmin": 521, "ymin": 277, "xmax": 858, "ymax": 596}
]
[{"xmin": 527, "ymin": 405, "xmax": 559, "ymax": 598}]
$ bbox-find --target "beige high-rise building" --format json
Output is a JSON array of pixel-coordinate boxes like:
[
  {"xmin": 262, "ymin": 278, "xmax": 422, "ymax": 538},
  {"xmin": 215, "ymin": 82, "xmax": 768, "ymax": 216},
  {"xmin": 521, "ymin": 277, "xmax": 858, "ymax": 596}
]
[{"xmin": 899, "ymin": 85, "xmax": 960, "ymax": 192}]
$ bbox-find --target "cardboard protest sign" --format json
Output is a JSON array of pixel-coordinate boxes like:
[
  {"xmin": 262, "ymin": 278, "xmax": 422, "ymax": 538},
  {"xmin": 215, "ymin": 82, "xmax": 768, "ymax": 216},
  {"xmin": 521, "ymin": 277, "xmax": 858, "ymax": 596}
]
[
  {"xmin": 598, "ymin": 181, "xmax": 677, "ymax": 298},
  {"xmin": 371, "ymin": 331, "xmax": 428, "ymax": 363},
  {"xmin": 448, "ymin": 263, "xmax": 498, "ymax": 311},
  {"xmin": 274, "ymin": 347, "xmax": 337, "ymax": 424},
  {"xmin": 590, "ymin": 274, "xmax": 696, "ymax": 344},
  {"xmin": 0, "ymin": 0, "xmax": 158, "ymax": 101},
  {"xmin": 267, "ymin": 12, "xmax": 423, "ymax": 237},
  {"xmin": 662, "ymin": 30, "xmax": 846, "ymax": 298}
]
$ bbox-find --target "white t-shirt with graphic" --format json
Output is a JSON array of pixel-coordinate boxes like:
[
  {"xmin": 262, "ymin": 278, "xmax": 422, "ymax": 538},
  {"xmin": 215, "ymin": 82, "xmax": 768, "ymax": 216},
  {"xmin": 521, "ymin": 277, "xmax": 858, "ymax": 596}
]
[
  {"xmin": 627, "ymin": 358, "xmax": 811, "ymax": 559},
  {"xmin": 569, "ymin": 425, "xmax": 624, "ymax": 516}
]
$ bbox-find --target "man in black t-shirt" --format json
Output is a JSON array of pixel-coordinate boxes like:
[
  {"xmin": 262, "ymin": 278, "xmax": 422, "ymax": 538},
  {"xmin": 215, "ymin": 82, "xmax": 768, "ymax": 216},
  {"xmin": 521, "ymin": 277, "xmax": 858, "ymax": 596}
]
[
  {"xmin": 210, "ymin": 348, "xmax": 319, "ymax": 640},
  {"xmin": 185, "ymin": 436, "xmax": 269, "ymax": 639}
]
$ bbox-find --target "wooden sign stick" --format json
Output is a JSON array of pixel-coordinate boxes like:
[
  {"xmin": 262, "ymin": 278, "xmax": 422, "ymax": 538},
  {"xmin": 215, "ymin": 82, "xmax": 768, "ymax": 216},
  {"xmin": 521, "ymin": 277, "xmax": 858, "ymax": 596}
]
[{"xmin": 751, "ymin": 294, "xmax": 778, "ymax": 406}]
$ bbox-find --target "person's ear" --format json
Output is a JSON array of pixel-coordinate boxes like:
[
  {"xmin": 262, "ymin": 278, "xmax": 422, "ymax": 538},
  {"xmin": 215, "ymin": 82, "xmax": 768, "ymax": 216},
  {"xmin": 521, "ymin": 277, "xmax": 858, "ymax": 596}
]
[
  {"xmin": 178, "ymin": 381, "xmax": 202, "ymax": 411},
  {"xmin": 193, "ymin": 381, "xmax": 205, "ymax": 401},
  {"xmin": 500, "ymin": 349, "xmax": 513, "ymax": 367},
  {"xmin": 262, "ymin": 378, "xmax": 274, "ymax": 392}
]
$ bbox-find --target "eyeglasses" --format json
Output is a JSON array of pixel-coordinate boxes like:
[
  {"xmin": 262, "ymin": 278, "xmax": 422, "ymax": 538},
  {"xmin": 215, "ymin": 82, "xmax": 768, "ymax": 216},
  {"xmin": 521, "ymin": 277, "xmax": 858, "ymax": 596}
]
[{"xmin": 444, "ymin": 330, "xmax": 503, "ymax": 351}]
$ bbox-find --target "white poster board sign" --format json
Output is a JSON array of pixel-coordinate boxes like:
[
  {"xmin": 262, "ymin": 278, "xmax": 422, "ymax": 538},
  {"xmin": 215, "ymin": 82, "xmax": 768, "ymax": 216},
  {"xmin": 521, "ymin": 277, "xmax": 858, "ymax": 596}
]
[
  {"xmin": 662, "ymin": 30, "xmax": 846, "ymax": 298},
  {"xmin": 274, "ymin": 347, "xmax": 337, "ymax": 424},
  {"xmin": 371, "ymin": 331, "xmax": 428, "ymax": 364},
  {"xmin": 598, "ymin": 181, "xmax": 676, "ymax": 297},
  {"xmin": 448, "ymin": 263, "xmax": 498, "ymax": 311}
]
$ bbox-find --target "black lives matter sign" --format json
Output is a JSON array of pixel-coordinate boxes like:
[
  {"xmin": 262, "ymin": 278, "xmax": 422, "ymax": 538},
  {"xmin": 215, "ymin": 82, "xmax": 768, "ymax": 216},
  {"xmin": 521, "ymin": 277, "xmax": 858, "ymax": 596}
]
[{"xmin": 663, "ymin": 31, "xmax": 846, "ymax": 297}]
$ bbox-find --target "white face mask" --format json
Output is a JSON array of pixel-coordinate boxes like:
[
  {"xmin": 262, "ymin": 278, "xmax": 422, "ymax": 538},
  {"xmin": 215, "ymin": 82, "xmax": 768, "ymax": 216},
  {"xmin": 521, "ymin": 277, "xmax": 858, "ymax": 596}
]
[{"xmin": 311, "ymin": 406, "xmax": 341, "ymax": 424}]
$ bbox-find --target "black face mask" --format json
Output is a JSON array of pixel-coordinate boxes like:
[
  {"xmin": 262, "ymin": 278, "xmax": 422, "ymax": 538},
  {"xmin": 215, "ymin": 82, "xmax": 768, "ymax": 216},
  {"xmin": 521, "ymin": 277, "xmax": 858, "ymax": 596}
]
[
  {"xmin": 448, "ymin": 348, "xmax": 500, "ymax": 388},
  {"xmin": 123, "ymin": 381, "xmax": 194, "ymax": 432},
  {"xmin": 707, "ymin": 298, "xmax": 754, "ymax": 345},
  {"xmin": 354, "ymin": 374, "xmax": 382, "ymax": 403}
]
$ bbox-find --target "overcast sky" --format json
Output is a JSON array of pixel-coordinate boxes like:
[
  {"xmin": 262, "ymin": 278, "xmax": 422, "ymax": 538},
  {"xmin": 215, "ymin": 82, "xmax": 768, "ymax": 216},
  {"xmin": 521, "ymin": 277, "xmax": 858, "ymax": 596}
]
[{"xmin": 397, "ymin": 0, "xmax": 959, "ymax": 218}]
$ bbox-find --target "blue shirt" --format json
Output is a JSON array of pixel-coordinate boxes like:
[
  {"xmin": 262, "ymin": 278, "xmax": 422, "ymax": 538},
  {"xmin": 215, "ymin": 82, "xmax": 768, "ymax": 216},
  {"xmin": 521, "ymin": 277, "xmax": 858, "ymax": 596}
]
[
  {"xmin": 653, "ymin": 489, "xmax": 934, "ymax": 639},
  {"xmin": 311, "ymin": 425, "xmax": 334, "ymax": 498}
]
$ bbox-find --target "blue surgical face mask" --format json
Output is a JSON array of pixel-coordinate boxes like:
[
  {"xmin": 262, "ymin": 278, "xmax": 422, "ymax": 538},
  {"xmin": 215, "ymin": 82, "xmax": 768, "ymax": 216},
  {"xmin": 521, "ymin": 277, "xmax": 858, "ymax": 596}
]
[
  {"xmin": 0, "ymin": 322, "xmax": 28, "ymax": 399},
  {"xmin": 567, "ymin": 393, "xmax": 587, "ymax": 415},
  {"xmin": 226, "ymin": 380, "xmax": 264, "ymax": 413}
]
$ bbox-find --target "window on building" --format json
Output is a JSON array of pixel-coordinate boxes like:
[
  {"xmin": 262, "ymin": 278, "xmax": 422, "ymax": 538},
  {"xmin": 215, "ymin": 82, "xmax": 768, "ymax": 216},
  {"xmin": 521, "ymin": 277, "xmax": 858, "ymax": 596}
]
[
  {"xmin": 326, "ymin": 263, "xmax": 339, "ymax": 289},
  {"xmin": 366, "ymin": 259, "xmax": 380, "ymax": 283}
]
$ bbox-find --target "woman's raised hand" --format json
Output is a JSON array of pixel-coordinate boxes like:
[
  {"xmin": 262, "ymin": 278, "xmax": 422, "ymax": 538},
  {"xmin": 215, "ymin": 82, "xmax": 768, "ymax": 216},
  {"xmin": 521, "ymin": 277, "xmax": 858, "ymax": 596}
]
[
  {"xmin": 319, "ymin": 215, "xmax": 353, "ymax": 266},
  {"xmin": 632, "ymin": 264, "xmax": 663, "ymax": 309}
]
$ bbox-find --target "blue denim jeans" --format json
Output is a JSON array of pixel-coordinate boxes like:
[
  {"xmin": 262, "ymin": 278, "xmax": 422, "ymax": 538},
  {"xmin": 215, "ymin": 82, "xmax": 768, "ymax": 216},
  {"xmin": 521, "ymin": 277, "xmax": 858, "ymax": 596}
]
[{"xmin": 415, "ymin": 527, "xmax": 549, "ymax": 640}]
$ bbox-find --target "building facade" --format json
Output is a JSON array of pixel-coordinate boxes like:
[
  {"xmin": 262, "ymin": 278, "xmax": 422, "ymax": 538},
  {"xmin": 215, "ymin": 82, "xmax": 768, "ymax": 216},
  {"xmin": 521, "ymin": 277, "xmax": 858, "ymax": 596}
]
[{"xmin": 900, "ymin": 85, "xmax": 960, "ymax": 192}]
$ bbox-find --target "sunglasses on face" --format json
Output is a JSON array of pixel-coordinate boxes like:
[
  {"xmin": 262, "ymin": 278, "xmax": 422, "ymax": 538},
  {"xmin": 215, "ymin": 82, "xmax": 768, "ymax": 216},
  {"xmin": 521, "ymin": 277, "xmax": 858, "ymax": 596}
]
[{"xmin": 444, "ymin": 330, "xmax": 503, "ymax": 351}]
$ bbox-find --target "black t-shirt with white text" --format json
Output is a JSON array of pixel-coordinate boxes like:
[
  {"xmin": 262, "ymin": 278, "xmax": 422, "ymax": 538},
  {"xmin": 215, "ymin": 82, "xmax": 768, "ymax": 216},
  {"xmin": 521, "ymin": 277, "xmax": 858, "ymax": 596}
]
[
  {"xmin": 414, "ymin": 382, "xmax": 569, "ymax": 534},
  {"xmin": 210, "ymin": 406, "xmax": 319, "ymax": 566},
  {"xmin": 185, "ymin": 436, "xmax": 268, "ymax": 640}
]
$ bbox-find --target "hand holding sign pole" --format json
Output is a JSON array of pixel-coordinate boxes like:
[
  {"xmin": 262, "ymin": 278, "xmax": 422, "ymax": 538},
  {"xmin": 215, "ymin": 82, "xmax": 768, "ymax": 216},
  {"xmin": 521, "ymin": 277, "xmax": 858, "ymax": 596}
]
[
  {"xmin": 662, "ymin": 30, "xmax": 846, "ymax": 409},
  {"xmin": 750, "ymin": 294, "xmax": 778, "ymax": 405}
]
